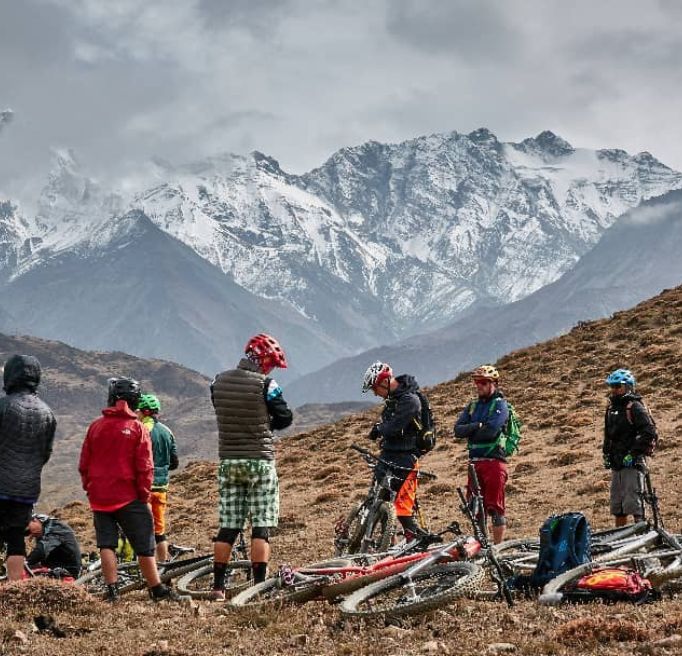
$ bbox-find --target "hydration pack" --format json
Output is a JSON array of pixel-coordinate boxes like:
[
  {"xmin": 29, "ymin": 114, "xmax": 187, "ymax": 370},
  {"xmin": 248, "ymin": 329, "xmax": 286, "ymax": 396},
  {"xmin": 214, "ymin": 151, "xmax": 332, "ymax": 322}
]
[
  {"xmin": 529, "ymin": 512, "xmax": 592, "ymax": 589},
  {"xmin": 468, "ymin": 398, "xmax": 523, "ymax": 457},
  {"xmin": 566, "ymin": 567, "xmax": 657, "ymax": 604},
  {"xmin": 413, "ymin": 391, "xmax": 436, "ymax": 455}
]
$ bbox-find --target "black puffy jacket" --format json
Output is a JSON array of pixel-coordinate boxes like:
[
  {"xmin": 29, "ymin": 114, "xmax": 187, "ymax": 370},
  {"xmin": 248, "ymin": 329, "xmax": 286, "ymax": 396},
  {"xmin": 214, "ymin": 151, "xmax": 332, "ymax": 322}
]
[
  {"xmin": 603, "ymin": 392, "xmax": 657, "ymax": 470},
  {"xmin": 0, "ymin": 355, "xmax": 56, "ymax": 502},
  {"xmin": 377, "ymin": 375, "xmax": 421, "ymax": 455}
]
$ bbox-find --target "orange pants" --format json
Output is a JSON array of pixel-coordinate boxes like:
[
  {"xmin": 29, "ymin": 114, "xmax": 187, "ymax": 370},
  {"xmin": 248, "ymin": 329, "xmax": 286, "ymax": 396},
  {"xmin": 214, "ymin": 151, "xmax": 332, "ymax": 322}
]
[
  {"xmin": 394, "ymin": 463, "xmax": 419, "ymax": 517},
  {"xmin": 150, "ymin": 490, "xmax": 168, "ymax": 536}
]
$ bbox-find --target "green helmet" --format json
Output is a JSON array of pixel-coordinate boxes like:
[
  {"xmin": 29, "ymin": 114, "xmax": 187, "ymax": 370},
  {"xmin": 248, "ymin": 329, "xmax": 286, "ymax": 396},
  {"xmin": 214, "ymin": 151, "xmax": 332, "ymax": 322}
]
[{"xmin": 137, "ymin": 393, "xmax": 161, "ymax": 413}]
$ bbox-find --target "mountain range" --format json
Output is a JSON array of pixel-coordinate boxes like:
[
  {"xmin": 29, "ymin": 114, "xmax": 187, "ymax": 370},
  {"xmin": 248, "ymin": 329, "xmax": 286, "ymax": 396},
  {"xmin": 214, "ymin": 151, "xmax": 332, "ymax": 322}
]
[
  {"xmin": 287, "ymin": 189, "xmax": 682, "ymax": 403},
  {"xmin": 1, "ymin": 129, "xmax": 680, "ymax": 383}
]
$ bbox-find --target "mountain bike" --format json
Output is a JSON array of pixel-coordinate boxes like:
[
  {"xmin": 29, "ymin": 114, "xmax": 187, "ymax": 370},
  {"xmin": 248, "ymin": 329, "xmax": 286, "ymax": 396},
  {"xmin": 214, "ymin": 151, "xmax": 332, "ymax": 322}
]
[
  {"xmin": 230, "ymin": 525, "xmax": 481, "ymax": 609},
  {"xmin": 76, "ymin": 543, "xmax": 211, "ymax": 597},
  {"xmin": 175, "ymin": 532, "xmax": 253, "ymax": 599},
  {"xmin": 334, "ymin": 445, "xmax": 436, "ymax": 556}
]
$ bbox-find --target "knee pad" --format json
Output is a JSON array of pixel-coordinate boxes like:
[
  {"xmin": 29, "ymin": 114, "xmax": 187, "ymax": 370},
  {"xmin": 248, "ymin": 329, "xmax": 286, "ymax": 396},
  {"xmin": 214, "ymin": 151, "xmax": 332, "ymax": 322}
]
[
  {"xmin": 215, "ymin": 528, "xmax": 240, "ymax": 545},
  {"xmin": 491, "ymin": 513, "xmax": 507, "ymax": 527},
  {"xmin": 6, "ymin": 528, "xmax": 27, "ymax": 556},
  {"xmin": 154, "ymin": 534, "xmax": 167, "ymax": 544},
  {"xmin": 251, "ymin": 527, "xmax": 270, "ymax": 542}
]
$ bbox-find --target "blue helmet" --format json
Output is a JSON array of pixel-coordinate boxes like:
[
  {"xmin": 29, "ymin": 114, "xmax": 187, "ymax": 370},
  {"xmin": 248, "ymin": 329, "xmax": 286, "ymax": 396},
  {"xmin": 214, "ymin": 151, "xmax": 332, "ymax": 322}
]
[{"xmin": 606, "ymin": 368, "xmax": 635, "ymax": 387}]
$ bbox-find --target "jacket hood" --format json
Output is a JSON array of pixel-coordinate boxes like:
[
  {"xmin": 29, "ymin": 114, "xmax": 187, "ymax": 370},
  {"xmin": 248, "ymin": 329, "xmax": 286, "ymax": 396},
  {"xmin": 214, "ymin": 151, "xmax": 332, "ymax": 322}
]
[
  {"xmin": 392, "ymin": 374, "xmax": 420, "ymax": 397},
  {"xmin": 611, "ymin": 391, "xmax": 642, "ymax": 406},
  {"xmin": 3, "ymin": 354, "xmax": 42, "ymax": 393},
  {"xmin": 102, "ymin": 399, "xmax": 138, "ymax": 419}
]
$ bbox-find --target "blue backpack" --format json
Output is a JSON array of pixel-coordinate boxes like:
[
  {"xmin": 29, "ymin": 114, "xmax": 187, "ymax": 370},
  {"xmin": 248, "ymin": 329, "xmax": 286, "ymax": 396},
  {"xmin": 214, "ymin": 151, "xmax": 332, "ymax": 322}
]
[{"xmin": 529, "ymin": 512, "xmax": 592, "ymax": 589}]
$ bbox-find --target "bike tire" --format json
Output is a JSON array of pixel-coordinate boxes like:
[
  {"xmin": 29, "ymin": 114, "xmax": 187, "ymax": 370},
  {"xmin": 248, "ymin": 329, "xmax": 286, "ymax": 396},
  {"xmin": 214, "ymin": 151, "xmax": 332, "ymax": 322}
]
[
  {"xmin": 176, "ymin": 560, "xmax": 252, "ymax": 599},
  {"xmin": 340, "ymin": 561, "xmax": 484, "ymax": 618},
  {"xmin": 361, "ymin": 501, "xmax": 397, "ymax": 555},
  {"xmin": 335, "ymin": 502, "xmax": 366, "ymax": 556},
  {"xmin": 158, "ymin": 556, "xmax": 213, "ymax": 583},
  {"xmin": 75, "ymin": 561, "xmax": 145, "ymax": 596},
  {"xmin": 229, "ymin": 576, "xmax": 322, "ymax": 608}
]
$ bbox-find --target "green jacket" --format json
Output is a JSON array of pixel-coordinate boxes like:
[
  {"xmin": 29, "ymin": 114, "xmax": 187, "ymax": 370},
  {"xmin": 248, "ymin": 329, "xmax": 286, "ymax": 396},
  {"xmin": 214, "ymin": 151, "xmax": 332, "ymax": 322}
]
[{"xmin": 141, "ymin": 416, "xmax": 179, "ymax": 490}]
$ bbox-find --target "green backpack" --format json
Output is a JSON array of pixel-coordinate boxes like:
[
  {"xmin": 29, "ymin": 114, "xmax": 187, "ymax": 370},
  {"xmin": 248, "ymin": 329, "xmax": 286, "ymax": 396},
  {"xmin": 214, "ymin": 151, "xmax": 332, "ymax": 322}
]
[{"xmin": 468, "ymin": 398, "xmax": 523, "ymax": 457}]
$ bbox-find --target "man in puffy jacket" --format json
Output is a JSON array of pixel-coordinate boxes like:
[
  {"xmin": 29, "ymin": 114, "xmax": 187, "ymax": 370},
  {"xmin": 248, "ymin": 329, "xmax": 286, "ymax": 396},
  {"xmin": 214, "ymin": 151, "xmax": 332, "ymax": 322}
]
[
  {"xmin": 0, "ymin": 354, "xmax": 56, "ymax": 581},
  {"xmin": 362, "ymin": 361, "xmax": 423, "ymax": 542},
  {"xmin": 454, "ymin": 365, "xmax": 509, "ymax": 544},
  {"xmin": 603, "ymin": 368, "xmax": 658, "ymax": 527},
  {"xmin": 209, "ymin": 333, "xmax": 293, "ymax": 599},
  {"xmin": 136, "ymin": 393, "xmax": 179, "ymax": 562},
  {"xmin": 79, "ymin": 377, "xmax": 178, "ymax": 602},
  {"xmin": 26, "ymin": 514, "xmax": 82, "ymax": 578}
]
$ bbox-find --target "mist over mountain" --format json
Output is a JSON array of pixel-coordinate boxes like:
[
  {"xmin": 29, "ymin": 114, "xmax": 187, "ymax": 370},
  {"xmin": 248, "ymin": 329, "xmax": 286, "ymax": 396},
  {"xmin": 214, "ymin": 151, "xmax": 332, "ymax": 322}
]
[
  {"xmin": 287, "ymin": 189, "xmax": 682, "ymax": 403},
  {"xmin": 0, "ymin": 129, "xmax": 680, "ymax": 377}
]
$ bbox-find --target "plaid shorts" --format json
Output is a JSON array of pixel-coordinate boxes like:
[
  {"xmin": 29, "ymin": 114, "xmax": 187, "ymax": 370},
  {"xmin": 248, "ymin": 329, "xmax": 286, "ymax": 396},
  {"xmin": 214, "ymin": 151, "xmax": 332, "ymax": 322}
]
[{"xmin": 218, "ymin": 459, "xmax": 279, "ymax": 529}]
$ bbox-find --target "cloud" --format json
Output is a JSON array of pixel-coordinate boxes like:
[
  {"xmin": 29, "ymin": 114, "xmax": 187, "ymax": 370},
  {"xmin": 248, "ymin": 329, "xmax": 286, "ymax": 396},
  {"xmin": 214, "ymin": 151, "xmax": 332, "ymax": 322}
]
[
  {"xmin": 2, "ymin": 0, "xmax": 682, "ymax": 205},
  {"xmin": 0, "ymin": 109, "xmax": 14, "ymax": 135}
]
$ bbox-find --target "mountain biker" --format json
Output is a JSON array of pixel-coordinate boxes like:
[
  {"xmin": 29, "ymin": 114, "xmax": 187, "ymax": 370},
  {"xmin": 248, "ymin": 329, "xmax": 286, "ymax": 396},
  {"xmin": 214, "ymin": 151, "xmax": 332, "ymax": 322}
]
[
  {"xmin": 136, "ymin": 394, "xmax": 179, "ymax": 562},
  {"xmin": 0, "ymin": 355, "xmax": 56, "ymax": 581},
  {"xmin": 603, "ymin": 368, "xmax": 658, "ymax": 527},
  {"xmin": 25, "ymin": 514, "xmax": 82, "ymax": 578},
  {"xmin": 210, "ymin": 333, "xmax": 293, "ymax": 599},
  {"xmin": 453, "ymin": 365, "xmax": 509, "ymax": 544},
  {"xmin": 362, "ymin": 362, "xmax": 423, "ymax": 542},
  {"xmin": 79, "ymin": 377, "xmax": 179, "ymax": 602}
]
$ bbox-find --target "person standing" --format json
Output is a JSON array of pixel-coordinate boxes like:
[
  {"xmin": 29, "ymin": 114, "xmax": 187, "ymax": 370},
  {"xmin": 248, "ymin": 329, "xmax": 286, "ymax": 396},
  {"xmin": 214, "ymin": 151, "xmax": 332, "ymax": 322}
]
[
  {"xmin": 0, "ymin": 354, "xmax": 56, "ymax": 581},
  {"xmin": 362, "ymin": 361, "xmax": 424, "ymax": 541},
  {"xmin": 453, "ymin": 365, "xmax": 509, "ymax": 544},
  {"xmin": 136, "ymin": 394, "xmax": 179, "ymax": 562},
  {"xmin": 210, "ymin": 333, "xmax": 293, "ymax": 600},
  {"xmin": 603, "ymin": 368, "xmax": 658, "ymax": 527},
  {"xmin": 79, "ymin": 377, "xmax": 178, "ymax": 602}
]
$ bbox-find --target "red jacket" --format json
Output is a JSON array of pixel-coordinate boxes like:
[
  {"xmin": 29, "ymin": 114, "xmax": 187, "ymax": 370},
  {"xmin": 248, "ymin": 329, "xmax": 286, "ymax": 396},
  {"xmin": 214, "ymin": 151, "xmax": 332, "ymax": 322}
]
[{"xmin": 79, "ymin": 400, "xmax": 153, "ymax": 512}]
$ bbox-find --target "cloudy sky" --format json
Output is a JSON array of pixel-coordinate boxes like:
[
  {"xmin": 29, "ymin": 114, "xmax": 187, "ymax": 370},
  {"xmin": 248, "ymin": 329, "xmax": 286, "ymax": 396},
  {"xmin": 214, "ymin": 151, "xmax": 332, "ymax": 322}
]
[{"xmin": 2, "ymin": 0, "xmax": 682, "ymax": 203}]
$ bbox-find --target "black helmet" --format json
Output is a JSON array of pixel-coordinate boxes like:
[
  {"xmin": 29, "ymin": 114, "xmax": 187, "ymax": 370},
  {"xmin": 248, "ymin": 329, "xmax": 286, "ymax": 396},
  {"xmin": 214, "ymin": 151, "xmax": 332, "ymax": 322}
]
[{"xmin": 107, "ymin": 377, "xmax": 141, "ymax": 408}]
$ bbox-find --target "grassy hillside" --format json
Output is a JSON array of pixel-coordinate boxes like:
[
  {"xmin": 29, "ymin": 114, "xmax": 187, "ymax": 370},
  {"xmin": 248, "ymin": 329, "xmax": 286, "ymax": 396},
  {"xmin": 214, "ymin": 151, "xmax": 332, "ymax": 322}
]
[{"xmin": 3, "ymin": 285, "xmax": 682, "ymax": 655}]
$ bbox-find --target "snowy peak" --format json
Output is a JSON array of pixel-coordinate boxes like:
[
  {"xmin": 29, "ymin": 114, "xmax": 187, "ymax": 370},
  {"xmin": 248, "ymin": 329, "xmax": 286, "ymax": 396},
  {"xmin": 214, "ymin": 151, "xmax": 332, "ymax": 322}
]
[{"xmin": 518, "ymin": 130, "xmax": 575, "ymax": 158}]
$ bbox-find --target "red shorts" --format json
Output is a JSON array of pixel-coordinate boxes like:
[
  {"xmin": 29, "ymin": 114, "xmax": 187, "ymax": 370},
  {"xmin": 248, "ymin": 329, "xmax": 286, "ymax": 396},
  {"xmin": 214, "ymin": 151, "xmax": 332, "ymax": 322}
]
[{"xmin": 468, "ymin": 459, "xmax": 508, "ymax": 517}]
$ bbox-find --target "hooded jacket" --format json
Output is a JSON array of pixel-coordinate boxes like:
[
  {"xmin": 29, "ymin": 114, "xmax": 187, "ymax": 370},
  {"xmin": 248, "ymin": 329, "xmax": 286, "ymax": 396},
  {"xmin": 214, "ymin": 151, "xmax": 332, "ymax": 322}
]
[
  {"xmin": 454, "ymin": 390, "xmax": 509, "ymax": 461},
  {"xmin": 603, "ymin": 392, "xmax": 657, "ymax": 469},
  {"xmin": 0, "ymin": 355, "xmax": 56, "ymax": 503},
  {"xmin": 376, "ymin": 374, "xmax": 422, "ymax": 454},
  {"xmin": 140, "ymin": 415, "xmax": 179, "ymax": 490},
  {"xmin": 79, "ymin": 400, "xmax": 154, "ymax": 511}
]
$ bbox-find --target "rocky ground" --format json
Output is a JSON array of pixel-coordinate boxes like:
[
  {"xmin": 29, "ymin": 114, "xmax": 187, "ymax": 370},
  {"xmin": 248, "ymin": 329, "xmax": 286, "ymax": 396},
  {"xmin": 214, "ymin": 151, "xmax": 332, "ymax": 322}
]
[{"xmin": 1, "ymin": 285, "xmax": 681, "ymax": 655}]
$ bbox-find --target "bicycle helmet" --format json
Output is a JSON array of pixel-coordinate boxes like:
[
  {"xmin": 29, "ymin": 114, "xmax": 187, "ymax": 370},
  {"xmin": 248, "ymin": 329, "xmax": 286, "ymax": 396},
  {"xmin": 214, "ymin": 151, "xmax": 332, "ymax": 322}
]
[
  {"xmin": 31, "ymin": 513, "xmax": 51, "ymax": 523},
  {"xmin": 137, "ymin": 393, "xmax": 161, "ymax": 413},
  {"xmin": 606, "ymin": 368, "xmax": 635, "ymax": 387},
  {"xmin": 362, "ymin": 362, "xmax": 393, "ymax": 393},
  {"xmin": 472, "ymin": 365, "xmax": 500, "ymax": 382},
  {"xmin": 245, "ymin": 333, "xmax": 288, "ymax": 370},
  {"xmin": 107, "ymin": 377, "xmax": 142, "ymax": 408}
]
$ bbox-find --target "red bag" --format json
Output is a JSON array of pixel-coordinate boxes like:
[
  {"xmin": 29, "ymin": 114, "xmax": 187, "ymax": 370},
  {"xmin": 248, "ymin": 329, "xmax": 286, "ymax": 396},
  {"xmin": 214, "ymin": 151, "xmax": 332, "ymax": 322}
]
[{"xmin": 566, "ymin": 567, "xmax": 656, "ymax": 604}]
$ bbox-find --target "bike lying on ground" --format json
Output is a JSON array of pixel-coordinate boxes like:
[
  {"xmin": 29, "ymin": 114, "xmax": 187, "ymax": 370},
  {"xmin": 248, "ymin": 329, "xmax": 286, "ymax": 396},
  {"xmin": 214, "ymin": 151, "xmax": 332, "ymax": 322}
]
[
  {"xmin": 231, "ymin": 525, "xmax": 482, "ymax": 609},
  {"xmin": 334, "ymin": 445, "xmax": 437, "ymax": 556}
]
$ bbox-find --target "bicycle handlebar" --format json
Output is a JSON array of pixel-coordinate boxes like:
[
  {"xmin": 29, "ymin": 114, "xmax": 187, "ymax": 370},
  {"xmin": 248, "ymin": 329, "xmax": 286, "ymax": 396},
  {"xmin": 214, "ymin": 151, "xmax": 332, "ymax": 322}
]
[{"xmin": 350, "ymin": 444, "xmax": 437, "ymax": 480}]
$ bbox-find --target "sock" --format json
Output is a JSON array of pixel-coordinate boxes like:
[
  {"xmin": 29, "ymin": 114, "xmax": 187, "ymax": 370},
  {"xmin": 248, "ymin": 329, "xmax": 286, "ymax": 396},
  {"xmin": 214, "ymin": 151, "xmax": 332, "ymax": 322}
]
[
  {"xmin": 213, "ymin": 562, "xmax": 228, "ymax": 590},
  {"xmin": 252, "ymin": 562, "xmax": 267, "ymax": 584}
]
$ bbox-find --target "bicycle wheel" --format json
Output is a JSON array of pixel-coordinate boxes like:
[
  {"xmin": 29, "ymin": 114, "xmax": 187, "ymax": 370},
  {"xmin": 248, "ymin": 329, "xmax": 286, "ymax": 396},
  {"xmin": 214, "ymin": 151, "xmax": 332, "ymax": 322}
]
[
  {"xmin": 335, "ymin": 502, "xmax": 367, "ymax": 556},
  {"xmin": 360, "ymin": 501, "xmax": 397, "ymax": 554},
  {"xmin": 340, "ymin": 562, "xmax": 484, "ymax": 618},
  {"xmin": 229, "ymin": 576, "xmax": 322, "ymax": 608},
  {"xmin": 176, "ymin": 560, "xmax": 252, "ymax": 599},
  {"xmin": 75, "ymin": 561, "xmax": 145, "ymax": 596},
  {"xmin": 158, "ymin": 555, "xmax": 213, "ymax": 583}
]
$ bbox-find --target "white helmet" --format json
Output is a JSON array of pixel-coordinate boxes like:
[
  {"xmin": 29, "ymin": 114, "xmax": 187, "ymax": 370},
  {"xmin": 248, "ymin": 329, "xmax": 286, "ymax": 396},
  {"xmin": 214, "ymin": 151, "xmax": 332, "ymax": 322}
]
[{"xmin": 362, "ymin": 361, "xmax": 393, "ymax": 393}]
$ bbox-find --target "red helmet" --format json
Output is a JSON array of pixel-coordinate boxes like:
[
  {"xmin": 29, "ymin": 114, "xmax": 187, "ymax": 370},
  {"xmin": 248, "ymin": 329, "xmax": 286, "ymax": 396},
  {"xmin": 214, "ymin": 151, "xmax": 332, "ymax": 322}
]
[
  {"xmin": 245, "ymin": 333, "xmax": 288, "ymax": 370},
  {"xmin": 362, "ymin": 361, "xmax": 393, "ymax": 392}
]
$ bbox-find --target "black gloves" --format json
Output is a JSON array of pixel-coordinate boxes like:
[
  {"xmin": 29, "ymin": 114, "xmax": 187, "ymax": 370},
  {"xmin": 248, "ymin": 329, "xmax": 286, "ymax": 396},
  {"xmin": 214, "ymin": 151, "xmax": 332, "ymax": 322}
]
[{"xmin": 369, "ymin": 424, "xmax": 381, "ymax": 441}]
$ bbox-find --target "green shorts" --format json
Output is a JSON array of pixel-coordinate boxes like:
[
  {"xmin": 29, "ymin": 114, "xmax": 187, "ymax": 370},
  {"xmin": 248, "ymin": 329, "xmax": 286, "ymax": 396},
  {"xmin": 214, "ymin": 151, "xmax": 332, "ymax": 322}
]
[{"xmin": 217, "ymin": 459, "xmax": 279, "ymax": 529}]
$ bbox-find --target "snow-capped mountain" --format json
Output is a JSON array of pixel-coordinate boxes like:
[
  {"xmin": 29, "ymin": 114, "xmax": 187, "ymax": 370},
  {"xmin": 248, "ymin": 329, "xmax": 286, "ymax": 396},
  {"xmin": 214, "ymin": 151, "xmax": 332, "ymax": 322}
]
[
  {"xmin": 287, "ymin": 188, "xmax": 682, "ymax": 404},
  {"xmin": 0, "ymin": 129, "xmax": 680, "ymax": 376}
]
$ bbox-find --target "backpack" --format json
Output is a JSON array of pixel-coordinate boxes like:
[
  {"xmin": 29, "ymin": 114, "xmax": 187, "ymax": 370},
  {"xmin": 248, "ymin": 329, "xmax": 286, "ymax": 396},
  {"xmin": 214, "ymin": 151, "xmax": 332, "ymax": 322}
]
[
  {"xmin": 528, "ymin": 512, "xmax": 592, "ymax": 589},
  {"xmin": 413, "ymin": 391, "xmax": 437, "ymax": 455},
  {"xmin": 566, "ymin": 567, "xmax": 657, "ymax": 604},
  {"xmin": 468, "ymin": 398, "xmax": 523, "ymax": 457}
]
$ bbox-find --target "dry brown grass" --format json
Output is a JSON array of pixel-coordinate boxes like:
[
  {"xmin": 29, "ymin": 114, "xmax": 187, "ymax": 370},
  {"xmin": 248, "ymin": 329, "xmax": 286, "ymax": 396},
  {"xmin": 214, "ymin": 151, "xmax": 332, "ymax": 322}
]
[{"xmin": 4, "ymin": 285, "xmax": 682, "ymax": 655}]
